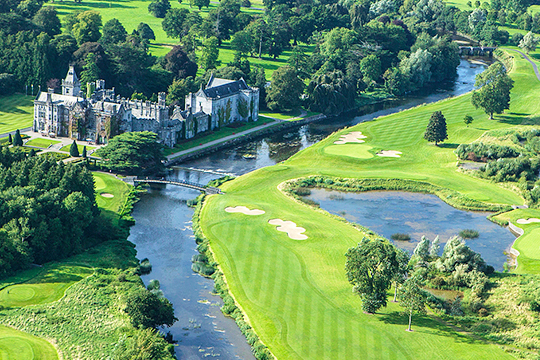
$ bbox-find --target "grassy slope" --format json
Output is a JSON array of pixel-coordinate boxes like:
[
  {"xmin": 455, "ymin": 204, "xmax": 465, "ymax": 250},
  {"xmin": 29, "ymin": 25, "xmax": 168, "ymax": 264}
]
[
  {"xmin": 200, "ymin": 52, "xmax": 540, "ymax": 359},
  {"xmin": 0, "ymin": 94, "xmax": 34, "ymax": 135},
  {"xmin": 59, "ymin": 144, "xmax": 96, "ymax": 153},
  {"xmin": 0, "ymin": 325, "xmax": 58, "ymax": 360},
  {"xmin": 94, "ymin": 172, "xmax": 130, "ymax": 214},
  {"xmin": 0, "ymin": 264, "xmax": 93, "ymax": 308}
]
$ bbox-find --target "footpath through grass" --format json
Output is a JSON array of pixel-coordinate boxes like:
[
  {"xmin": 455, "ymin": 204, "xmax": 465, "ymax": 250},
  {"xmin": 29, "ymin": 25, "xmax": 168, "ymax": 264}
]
[
  {"xmin": 200, "ymin": 51, "xmax": 540, "ymax": 359},
  {"xmin": 0, "ymin": 94, "xmax": 34, "ymax": 135}
]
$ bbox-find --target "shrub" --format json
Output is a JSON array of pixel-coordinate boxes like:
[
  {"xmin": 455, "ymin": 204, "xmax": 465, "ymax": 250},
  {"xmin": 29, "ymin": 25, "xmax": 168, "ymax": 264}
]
[
  {"xmin": 391, "ymin": 233, "xmax": 411, "ymax": 241},
  {"xmin": 459, "ymin": 229, "xmax": 479, "ymax": 239},
  {"xmin": 480, "ymin": 156, "xmax": 540, "ymax": 182},
  {"xmin": 139, "ymin": 258, "xmax": 152, "ymax": 275},
  {"xmin": 455, "ymin": 143, "xmax": 519, "ymax": 161}
]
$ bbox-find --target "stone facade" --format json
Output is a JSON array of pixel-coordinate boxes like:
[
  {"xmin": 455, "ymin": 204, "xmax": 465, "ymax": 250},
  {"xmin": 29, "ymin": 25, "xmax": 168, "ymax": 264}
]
[{"xmin": 33, "ymin": 67, "xmax": 259, "ymax": 147}]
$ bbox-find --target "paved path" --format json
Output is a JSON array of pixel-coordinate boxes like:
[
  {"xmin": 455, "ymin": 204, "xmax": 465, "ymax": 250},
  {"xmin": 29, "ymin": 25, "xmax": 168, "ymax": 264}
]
[
  {"xmin": 167, "ymin": 119, "xmax": 282, "ymax": 161},
  {"xmin": 0, "ymin": 127, "xmax": 32, "ymax": 140},
  {"xmin": 509, "ymin": 49, "xmax": 540, "ymax": 81}
]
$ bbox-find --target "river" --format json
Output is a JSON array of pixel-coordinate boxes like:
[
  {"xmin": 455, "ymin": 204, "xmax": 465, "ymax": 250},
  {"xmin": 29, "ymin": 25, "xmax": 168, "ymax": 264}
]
[{"xmin": 127, "ymin": 59, "xmax": 487, "ymax": 359}]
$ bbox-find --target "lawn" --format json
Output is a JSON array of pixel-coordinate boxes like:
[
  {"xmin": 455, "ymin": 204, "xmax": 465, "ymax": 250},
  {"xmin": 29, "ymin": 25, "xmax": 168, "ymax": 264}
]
[
  {"xmin": 25, "ymin": 138, "xmax": 61, "ymax": 148},
  {"xmin": 199, "ymin": 51, "xmax": 540, "ymax": 359},
  {"xmin": 59, "ymin": 144, "xmax": 95, "ymax": 153},
  {"xmin": 0, "ymin": 263, "xmax": 93, "ymax": 308},
  {"xmin": 93, "ymin": 172, "xmax": 131, "ymax": 214},
  {"xmin": 0, "ymin": 325, "xmax": 59, "ymax": 360},
  {"xmin": 0, "ymin": 94, "xmax": 34, "ymax": 135}
]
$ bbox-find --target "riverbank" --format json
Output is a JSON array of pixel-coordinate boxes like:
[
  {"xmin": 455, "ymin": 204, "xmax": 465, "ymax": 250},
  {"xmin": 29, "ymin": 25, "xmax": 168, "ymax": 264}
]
[{"xmin": 198, "ymin": 51, "xmax": 539, "ymax": 358}]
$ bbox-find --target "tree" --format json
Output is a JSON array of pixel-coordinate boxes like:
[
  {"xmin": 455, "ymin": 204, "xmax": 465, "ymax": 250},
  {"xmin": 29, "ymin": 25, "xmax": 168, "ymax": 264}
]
[
  {"xmin": 13, "ymin": 130, "xmax": 23, "ymax": 147},
  {"xmin": 266, "ymin": 65, "xmax": 304, "ymax": 112},
  {"xmin": 166, "ymin": 76, "xmax": 197, "ymax": 108},
  {"xmin": 231, "ymin": 30, "xmax": 253, "ymax": 58},
  {"xmin": 190, "ymin": 0, "xmax": 210, "ymax": 10},
  {"xmin": 360, "ymin": 54, "xmax": 382, "ymax": 83},
  {"xmin": 163, "ymin": 46, "xmax": 198, "ymax": 79},
  {"xmin": 471, "ymin": 62, "xmax": 514, "ymax": 119},
  {"xmin": 519, "ymin": 31, "xmax": 539, "ymax": 53},
  {"xmin": 306, "ymin": 70, "xmax": 356, "ymax": 115},
  {"xmin": 400, "ymin": 49, "xmax": 432, "ymax": 91},
  {"xmin": 33, "ymin": 6, "xmax": 61, "ymax": 36},
  {"xmin": 345, "ymin": 238, "xmax": 398, "ymax": 314},
  {"xmin": 424, "ymin": 111, "xmax": 448, "ymax": 146},
  {"xmin": 69, "ymin": 140, "xmax": 80, "ymax": 157},
  {"xmin": 8, "ymin": 134, "xmax": 12, "ymax": 144},
  {"xmin": 80, "ymin": 53, "xmax": 99, "ymax": 93},
  {"xmin": 95, "ymin": 131, "xmax": 165, "ymax": 174},
  {"xmin": 429, "ymin": 236, "xmax": 440, "ymax": 258},
  {"xmin": 392, "ymin": 249, "xmax": 410, "ymax": 302},
  {"xmin": 162, "ymin": 8, "xmax": 190, "ymax": 39},
  {"xmin": 435, "ymin": 236, "xmax": 487, "ymax": 273},
  {"xmin": 100, "ymin": 18, "xmax": 127, "ymax": 46},
  {"xmin": 200, "ymin": 36, "xmax": 220, "ymax": 70},
  {"xmin": 463, "ymin": 115, "xmax": 474, "ymax": 127},
  {"xmin": 398, "ymin": 276, "xmax": 427, "ymax": 332},
  {"xmin": 123, "ymin": 288, "xmax": 177, "ymax": 329},
  {"xmin": 113, "ymin": 328, "xmax": 175, "ymax": 360},
  {"xmin": 137, "ymin": 23, "xmax": 156, "ymax": 41},
  {"xmin": 82, "ymin": 146, "xmax": 87, "ymax": 158},
  {"xmin": 72, "ymin": 10, "xmax": 103, "ymax": 45},
  {"xmin": 413, "ymin": 236, "xmax": 430, "ymax": 262},
  {"xmin": 148, "ymin": 0, "xmax": 171, "ymax": 18}
]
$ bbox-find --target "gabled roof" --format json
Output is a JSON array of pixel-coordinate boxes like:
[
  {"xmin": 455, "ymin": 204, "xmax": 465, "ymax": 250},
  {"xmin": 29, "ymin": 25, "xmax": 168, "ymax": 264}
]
[
  {"xmin": 202, "ymin": 78, "xmax": 250, "ymax": 99},
  {"xmin": 34, "ymin": 92, "xmax": 83, "ymax": 107},
  {"xmin": 206, "ymin": 73, "xmax": 235, "ymax": 88},
  {"xmin": 64, "ymin": 66, "xmax": 79, "ymax": 85}
]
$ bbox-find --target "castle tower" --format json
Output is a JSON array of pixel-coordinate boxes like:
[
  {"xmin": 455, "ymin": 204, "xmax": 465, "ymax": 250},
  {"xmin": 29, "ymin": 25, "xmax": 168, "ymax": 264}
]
[{"xmin": 62, "ymin": 66, "xmax": 81, "ymax": 97}]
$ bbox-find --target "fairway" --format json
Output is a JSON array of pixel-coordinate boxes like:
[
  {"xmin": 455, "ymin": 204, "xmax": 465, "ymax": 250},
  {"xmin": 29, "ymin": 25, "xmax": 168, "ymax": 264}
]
[
  {"xmin": 0, "ymin": 94, "xmax": 34, "ymax": 135},
  {"xmin": 0, "ymin": 264, "xmax": 93, "ymax": 308},
  {"xmin": 200, "ymin": 51, "xmax": 540, "ymax": 359},
  {"xmin": 0, "ymin": 325, "xmax": 59, "ymax": 360}
]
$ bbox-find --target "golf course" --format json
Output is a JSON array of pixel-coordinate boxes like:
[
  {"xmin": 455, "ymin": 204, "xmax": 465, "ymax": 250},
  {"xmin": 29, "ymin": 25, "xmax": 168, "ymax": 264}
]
[{"xmin": 200, "ymin": 50, "xmax": 540, "ymax": 359}]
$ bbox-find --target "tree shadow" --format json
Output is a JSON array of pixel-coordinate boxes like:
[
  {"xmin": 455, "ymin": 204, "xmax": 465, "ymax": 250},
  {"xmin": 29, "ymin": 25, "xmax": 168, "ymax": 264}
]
[
  {"xmin": 378, "ymin": 311, "xmax": 486, "ymax": 345},
  {"xmin": 438, "ymin": 143, "xmax": 459, "ymax": 149},
  {"xmin": 495, "ymin": 114, "xmax": 528, "ymax": 125}
]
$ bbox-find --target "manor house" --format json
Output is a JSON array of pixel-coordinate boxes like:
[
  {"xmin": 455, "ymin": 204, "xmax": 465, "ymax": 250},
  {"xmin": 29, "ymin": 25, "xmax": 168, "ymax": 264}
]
[{"xmin": 33, "ymin": 67, "xmax": 259, "ymax": 147}]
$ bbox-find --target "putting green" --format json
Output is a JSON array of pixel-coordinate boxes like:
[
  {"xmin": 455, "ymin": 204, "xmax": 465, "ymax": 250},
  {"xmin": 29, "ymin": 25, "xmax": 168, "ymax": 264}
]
[
  {"xmin": 0, "ymin": 325, "xmax": 58, "ymax": 359},
  {"xmin": 0, "ymin": 264, "xmax": 93, "ymax": 308},
  {"xmin": 201, "ymin": 51, "xmax": 540, "ymax": 359},
  {"xmin": 324, "ymin": 144, "xmax": 374, "ymax": 159}
]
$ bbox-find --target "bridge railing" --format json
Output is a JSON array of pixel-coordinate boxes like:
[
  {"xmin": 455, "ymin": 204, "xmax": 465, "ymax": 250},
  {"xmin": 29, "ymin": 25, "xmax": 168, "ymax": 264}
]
[{"xmin": 133, "ymin": 176, "xmax": 222, "ymax": 194}]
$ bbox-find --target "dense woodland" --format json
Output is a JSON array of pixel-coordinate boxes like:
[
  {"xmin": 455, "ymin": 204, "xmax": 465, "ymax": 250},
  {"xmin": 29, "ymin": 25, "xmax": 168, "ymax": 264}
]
[
  {"xmin": 0, "ymin": 0, "xmax": 531, "ymax": 115},
  {"xmin": 0, "ymin": 148, "xmax": 108, "ymax": 275}
]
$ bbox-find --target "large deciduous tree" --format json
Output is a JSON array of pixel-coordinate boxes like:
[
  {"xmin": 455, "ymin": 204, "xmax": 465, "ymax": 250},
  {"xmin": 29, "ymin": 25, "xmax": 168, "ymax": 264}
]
[
  {"xmin": 100, "ymin": 18, "xmax": 127, "ymax": 46},
  {"xmin": 520, "ymin": 31, "xmax": 540, "ymax": 53},
  {"xmin": 96, "ymin": 131, "xmax": 165, "ymax": 174},
  {"xmin": 162, "ymin": 8, "xmax": 190, "ymax": 39},
  {"xmin": 80, "ymin": 53, "xmax": 99, "ymax": 92},
  {"xmin": 471, "ymin": 62, "xmax": 514, "ymax": 119},
  {"xmin": 266, "ymin": 65, "xmax": 304, "ymax": 112},
  {"xmin": 163, "ymin": 46, "xmax": 198, "ymax": 79},
  {"xmin": 424, "ymin": 110, "xmax": 448, "ymax": 146},
  {"xmin": 398, "ymin": 276, "xmax": 427, "ymax": 332},
  {"xmin": 72, "ymin": 10, "xmax": 102, "ymax": 45},
  {"xmin": 137, "ymin": 22, "xmax": 156, "ymax": 41},
  {"xmin": 148, "ymin": 0, "xmax": 171, "ymax": 18},
  {"xmin": 33, "ymin": 6, "xmax": 61, "ymax": 36},
  {"xmin": 345, "ymin": 238, "xmax": 398, "ymax": 314},
  {"xmin": 200, "ymin": 36, "xmax": 220, "ymax": 70}
]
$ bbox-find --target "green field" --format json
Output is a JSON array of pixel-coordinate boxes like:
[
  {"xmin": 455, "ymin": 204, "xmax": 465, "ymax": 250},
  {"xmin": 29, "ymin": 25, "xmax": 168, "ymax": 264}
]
[
  {"xmin": 0, "ymin": 325, "xmax": 59, "ymax": 360},
  {"xmin": 25, "ymin": 138, "xmax": 61, "ymax": 148},
  {"xmin": 93, "ymin": 172, "xmax": 131, "ymax": 214},
  {"xmin": 59, "ymin": 144, "xmax": 95, "ymax": 153},
  {"xmin": 199, "ymin": 51, "xmax": 540, "ymax": 359},
  {"xmin": 0, "ymin": 94, "xmax": 34, "ymax": 135}
]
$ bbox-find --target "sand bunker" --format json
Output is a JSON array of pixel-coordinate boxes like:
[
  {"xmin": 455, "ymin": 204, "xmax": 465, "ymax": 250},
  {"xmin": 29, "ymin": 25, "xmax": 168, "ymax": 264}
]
[
  {"xmin": 334, "ymin": 132, "xmax": 367, "ymax": 145},
  {"xmin": 377, "ymin": 150, "xmax": 402, "ymax": 158},
  {"xmin": 225, "ymin": 206, "xmax": 265, "ymax": 215},
  {"xmin": 516, "ymin": 218, "xmax": 540, "ymax": 224},
  {"xmin": 268, "ymin": 219, "xmax": 308, "ymax": 240},
  {"xmin": 100, "ymin": 193, "xmax": 114, "ymax": 198}
]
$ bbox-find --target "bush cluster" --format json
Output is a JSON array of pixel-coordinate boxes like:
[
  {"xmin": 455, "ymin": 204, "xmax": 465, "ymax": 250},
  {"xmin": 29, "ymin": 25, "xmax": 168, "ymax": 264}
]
[
  {"xmin": 480, "ymin": 156, "xmax": 540, "ymax": 182},
  {"xmin": 455, "ymin": 143, "xmax": 519, "ymax": 161}
]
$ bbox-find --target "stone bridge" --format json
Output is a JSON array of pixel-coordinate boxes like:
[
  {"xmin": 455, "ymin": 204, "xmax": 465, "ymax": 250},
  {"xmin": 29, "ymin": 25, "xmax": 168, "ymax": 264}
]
[
  {"xmin": 124, "ymin": 176, "xmax": 222, "ymax": 194},
  {"xmin": 459, "ymin": 46, "xmax": 496, "ymax": 56}
]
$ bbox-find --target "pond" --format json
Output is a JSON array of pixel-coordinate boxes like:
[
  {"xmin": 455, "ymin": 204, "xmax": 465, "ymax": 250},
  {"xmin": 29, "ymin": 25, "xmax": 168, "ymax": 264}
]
[{"xmin": 302, "ymin": 189, "xmax": 516, "ymax": 270}]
